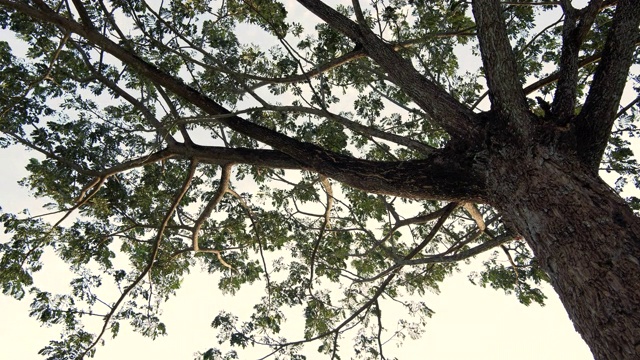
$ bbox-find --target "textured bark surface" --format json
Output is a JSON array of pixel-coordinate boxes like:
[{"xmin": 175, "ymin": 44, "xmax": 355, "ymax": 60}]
[
  {"xmin": 573, "ymin": 0, "xmax": 640, "ymax": 170},
  {"xmin": 487, "ymin": 147, "xmax": 640, "ymax": 360}
]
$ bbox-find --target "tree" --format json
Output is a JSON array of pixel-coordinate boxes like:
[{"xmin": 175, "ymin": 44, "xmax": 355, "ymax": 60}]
[{"xmin": 0, "ymin": 0, "xmax": 638, "ymax": 359}]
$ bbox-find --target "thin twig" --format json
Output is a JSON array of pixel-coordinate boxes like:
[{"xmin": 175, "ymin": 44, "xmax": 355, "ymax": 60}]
[{"xmin": 79, "ymin": 160, "xmax": 198, "ymax": 359}]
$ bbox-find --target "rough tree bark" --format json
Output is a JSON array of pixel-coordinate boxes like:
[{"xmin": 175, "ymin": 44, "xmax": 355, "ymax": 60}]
[
  {"xmin": 297, "ymin": 0, "xmax": 640, "ymax": 358},
  {"xmin": 485, "ymin": 137, "xmax": 640, "ymax": 360},
  {"xmin": 478, "ymin": 1, "xmax": 640, "ymax": 358}
]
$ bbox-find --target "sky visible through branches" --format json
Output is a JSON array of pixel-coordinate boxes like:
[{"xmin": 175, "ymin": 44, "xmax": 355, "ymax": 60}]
[{"xmin": 1, "ymin": 0, "xmax": 637, "ymax": 358}]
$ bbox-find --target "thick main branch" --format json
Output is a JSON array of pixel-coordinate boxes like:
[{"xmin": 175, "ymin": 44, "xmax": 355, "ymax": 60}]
[
  {"xmin": 551, "ymin": 0, "xmax": 604, "ymax": 122},
  {"xmin": 472, "ymin": 0, "xmax": 530, "ymax": 125},
  {"xmin": 295, "ymin": 0, "xmax": 482, "ymax": 142},
  {"xmin": 575, "ymin": 0, "xmax": 640, "ymax": 170},
  {"xmin": 0, "ymin": 0, "xmax": 487, "ymax": 202}
]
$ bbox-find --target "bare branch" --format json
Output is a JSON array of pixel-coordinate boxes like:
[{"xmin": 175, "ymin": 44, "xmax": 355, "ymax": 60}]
[
  {"xmin": 192, "ymin": 164, "xmax": 232, "ymax": 251},
  {"xmin": 463, "ymin": 203, "xmax": 486, "ymax": 232},
  {"xmin": 523, "ymin": 51, "xmax": 602, "ymax": 95},
  {"xmin": 296, "ymin": 0, "xmax": 483, "ymax": 142},
  {"xmin": 402, "ymin": 232, "xmax": 517, "ymax": 266},
  {"xmin": 248, "ymin": 28, "xmax": 475, "ymax": 91},
  {"xmin": 617, "ymin": 95, "xmax": 640, "ymax": 118},
  {"xmin": 403, "ymin": 202, "xmax": 458, "ymax": 259},
  {"xmin": 70, "ymin": 0, "xmax": 94, "ymax": 29},
  {"xmin": 0, "ymin": 0, "xmax": 488, "ymax": 201},
  {"xmin": 69, "ymin": 40, "xmax": 179, "ymax": 146},
  {"xmin": 373, "ymin": 299, "xmax": 387, "ymax": 360},
  {"xmin": 501, "ymin": 244, "xmax": 520, "ymax": 284},
  {"xmin": 79, "ymin": 160, "xmax": 198, "ymax": 359},
  {"xmin": 359, "ymin": 202, "xmax": 464, "ymax": 258},
  {"xmin": 575, "ymin": 0, "xmax": 640, "ymax": 170},
  {"xmin": 472, "ymin": 0, "xmax": 530, "ymax": 123},
  {"xmin": 551, "ymin": 1, "xmax": 604, "ymax": 122},
  {"xmin": 355, "ymin": 203, "xmax": 458, "ymax": 283},
  {"xmin": 241, "ymin": 105, "xmax": 435, "ymax": 154},
  {"xmin": 308, "ymin": 176, "xmax": 334, "ymax": 290}
]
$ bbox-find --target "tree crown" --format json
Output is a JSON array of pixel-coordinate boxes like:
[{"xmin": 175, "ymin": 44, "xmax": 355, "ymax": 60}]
[{"xmin": 0, "ymin": 0, "xmax": 638, "ymax": 358}]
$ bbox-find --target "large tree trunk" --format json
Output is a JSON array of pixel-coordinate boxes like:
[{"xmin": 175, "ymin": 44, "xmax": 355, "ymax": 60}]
[{"xmin": 489, "ymin": 150, "xmax": 640, "ymax": 360}]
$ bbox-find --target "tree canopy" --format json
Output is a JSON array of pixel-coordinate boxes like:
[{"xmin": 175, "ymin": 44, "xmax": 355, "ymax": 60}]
[{"xmin": 0, "ymin": 0, "xmax": 639, "ymax": 359}]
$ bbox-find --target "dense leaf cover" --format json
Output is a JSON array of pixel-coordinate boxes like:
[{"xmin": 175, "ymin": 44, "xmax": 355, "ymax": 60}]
[{"xmin": 0, "ymin": 0, "xmax": 638, "ymax": 359}]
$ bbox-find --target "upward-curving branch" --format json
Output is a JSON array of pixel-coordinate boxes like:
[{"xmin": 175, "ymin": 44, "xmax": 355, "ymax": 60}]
[
  {"xmin": 472, "ymin": 0, "xmax": 530, "ymax": 126},
  {"xmin": 574, "ymin": 0, "xmax": 640, "ymax": 170}
]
